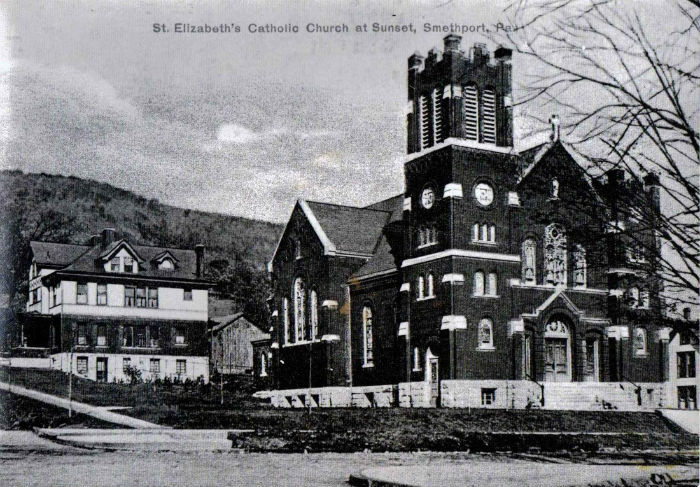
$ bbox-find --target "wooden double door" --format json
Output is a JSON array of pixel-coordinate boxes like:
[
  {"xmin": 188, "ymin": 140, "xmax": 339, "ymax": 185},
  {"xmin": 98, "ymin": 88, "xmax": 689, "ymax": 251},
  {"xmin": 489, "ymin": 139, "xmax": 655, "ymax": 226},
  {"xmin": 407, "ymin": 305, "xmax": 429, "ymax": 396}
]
[{"xmin": 544, "ymin": 338, "xmax": 569, "ymax": 382}]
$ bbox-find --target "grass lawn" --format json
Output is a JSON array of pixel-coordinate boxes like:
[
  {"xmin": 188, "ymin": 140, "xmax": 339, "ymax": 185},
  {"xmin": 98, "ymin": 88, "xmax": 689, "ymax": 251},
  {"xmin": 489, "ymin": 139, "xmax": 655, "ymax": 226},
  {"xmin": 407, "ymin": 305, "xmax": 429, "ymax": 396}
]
[{"xmin": 0, "ymin": 391, "xmax": 118, "ymax": 430}]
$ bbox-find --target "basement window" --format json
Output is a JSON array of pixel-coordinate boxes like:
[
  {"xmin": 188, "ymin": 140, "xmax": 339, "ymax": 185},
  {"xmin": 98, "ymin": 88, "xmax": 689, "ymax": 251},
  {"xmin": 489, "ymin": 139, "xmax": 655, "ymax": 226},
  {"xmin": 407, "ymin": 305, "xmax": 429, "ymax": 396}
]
[{"xmin": 481, "ymin": 388, "xmax": 496, "ymax": 406}]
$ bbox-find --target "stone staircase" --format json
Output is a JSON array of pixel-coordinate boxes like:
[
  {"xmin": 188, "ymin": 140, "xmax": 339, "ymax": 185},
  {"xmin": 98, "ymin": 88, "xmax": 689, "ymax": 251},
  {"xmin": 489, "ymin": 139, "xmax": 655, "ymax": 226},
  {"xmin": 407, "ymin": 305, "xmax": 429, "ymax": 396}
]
[{"xmin": 543, "ymin": 382, "xmax": 666, "ymax": 411}]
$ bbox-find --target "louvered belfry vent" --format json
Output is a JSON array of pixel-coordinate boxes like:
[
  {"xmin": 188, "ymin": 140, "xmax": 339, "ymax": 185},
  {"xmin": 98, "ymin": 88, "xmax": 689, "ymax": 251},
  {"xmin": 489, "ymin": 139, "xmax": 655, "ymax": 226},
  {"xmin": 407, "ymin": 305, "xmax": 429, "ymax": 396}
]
[{"xmin": 407, "ymin": 35, "xmax": 513, "ymax": 154}]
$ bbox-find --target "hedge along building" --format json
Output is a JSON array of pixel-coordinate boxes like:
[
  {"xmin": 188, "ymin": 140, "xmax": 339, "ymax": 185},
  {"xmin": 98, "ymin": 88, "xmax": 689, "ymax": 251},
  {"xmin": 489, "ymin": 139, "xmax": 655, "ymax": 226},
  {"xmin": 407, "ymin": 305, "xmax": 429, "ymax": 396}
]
[{"xmin": 266, "ymin": 35, "xmax": 669, "ymax": 410}]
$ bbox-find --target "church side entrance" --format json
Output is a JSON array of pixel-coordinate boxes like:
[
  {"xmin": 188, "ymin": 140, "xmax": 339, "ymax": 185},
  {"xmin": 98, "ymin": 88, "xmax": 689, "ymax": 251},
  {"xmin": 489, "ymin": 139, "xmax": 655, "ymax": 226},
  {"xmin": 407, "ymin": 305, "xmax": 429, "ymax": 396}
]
[
  {"xmin": 543, "ymin": 319, "xmax": 572, "ymax": 382},
  {"xmin": 425, "ymin": 347, "xmax": 439, "ymax": 407}
]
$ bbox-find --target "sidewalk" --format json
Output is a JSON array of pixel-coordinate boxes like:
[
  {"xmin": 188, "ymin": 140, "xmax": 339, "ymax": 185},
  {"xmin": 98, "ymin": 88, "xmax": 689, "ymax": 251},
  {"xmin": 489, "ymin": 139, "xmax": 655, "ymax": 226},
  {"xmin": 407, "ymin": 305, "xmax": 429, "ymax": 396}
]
[
  {"xmin": 35, "ymin": 428, "xmax": 242, "ymax": 451},
  {"xmin": 0, "ymin": 380, "xmax": 162, "ymax": 429},
  {"xmin": 357, "ymin": 464, "xmax": 697, "ymax": 487},
  {"xmin": 658, "ymin": 409, "xmax": 699, "ymax": 434}
]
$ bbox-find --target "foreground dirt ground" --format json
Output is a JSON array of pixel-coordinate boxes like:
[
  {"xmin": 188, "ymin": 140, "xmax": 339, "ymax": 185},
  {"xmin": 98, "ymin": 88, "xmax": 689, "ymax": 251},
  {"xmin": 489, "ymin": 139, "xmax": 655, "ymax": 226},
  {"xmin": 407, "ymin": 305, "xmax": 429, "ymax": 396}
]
[{"xmin": 1, "ymin": 431, "xmax": 696, "ymax": 487}]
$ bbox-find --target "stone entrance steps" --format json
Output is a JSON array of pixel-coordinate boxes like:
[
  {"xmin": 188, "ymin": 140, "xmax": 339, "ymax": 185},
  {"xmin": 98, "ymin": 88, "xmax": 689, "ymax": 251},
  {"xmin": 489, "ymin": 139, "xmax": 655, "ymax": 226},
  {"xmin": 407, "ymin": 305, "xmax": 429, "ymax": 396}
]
[{"xmin": 543, "ymin": 382, "xmax": 665, "ymax": 411}]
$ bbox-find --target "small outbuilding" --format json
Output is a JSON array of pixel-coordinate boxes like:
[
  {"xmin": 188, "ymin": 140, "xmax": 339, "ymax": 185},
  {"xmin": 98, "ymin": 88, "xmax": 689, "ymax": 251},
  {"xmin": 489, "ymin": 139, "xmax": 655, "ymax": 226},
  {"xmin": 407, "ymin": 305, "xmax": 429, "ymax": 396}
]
[{"xmin": 210, "ymin": 313, "xmax": 269, "ymax": 375}]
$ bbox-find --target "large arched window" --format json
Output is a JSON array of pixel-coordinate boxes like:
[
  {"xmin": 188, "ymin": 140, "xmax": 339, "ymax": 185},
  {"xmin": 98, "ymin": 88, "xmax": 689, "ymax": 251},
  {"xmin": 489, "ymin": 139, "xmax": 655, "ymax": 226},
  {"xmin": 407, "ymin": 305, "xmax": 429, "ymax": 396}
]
[
  {"xmin": 432, "ymin": 87, "xmax": 444, "ymax": 144},
  {"xmin": 293, "ymin": 278, "xmax": 306, "ymax": 342},
  {"xmin": 522, "ymin": 239, "xmax": 536, "ymax": 285},
  {"xmin": 463, "ymin": 84, "xmax": 479, "ymax": 141},
  {"xmin": 573, "ymin": 245, "xmax": 587, "ymax": 288},
  {"xmin": 478, "ymin": 318, "xmax": 494, "ymax": 349},
  {"xmin": 362, "ymin": 305, "xmax": 374, "ymax": 366},
  {"xmin": 283, "ymin": 298, "xmax": 291, "ymax": 344},
  {"xmin": 481, "ymin": 88, "xmax": 497, "ymax": 144},
  {"xmin": 309, "ymin": 289, "xmax": 319, "ymax": 340},
  {"xmin": 473, "ymin": 271, "xmax": 485, "ymax": 296},
  {"xmin": 544, "ymin": 224, "xmax": 567, "ymax": 286}
]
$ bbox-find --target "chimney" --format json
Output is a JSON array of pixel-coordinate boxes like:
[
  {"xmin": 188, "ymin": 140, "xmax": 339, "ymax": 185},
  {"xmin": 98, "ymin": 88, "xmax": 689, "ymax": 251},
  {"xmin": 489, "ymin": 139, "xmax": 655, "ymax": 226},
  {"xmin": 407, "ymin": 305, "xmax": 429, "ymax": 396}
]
[
  {"xmin": 101, "ymin": 228, "xmax": 118, "ymax": 247},
  {"xmin": 195, "ymin": 244, "xmax": 205, "ymax": 278},
  {"xmin": 87, "ymin": 234, "xmax": 101, "ymax": 246},
  {"xmin": 549, "ymin": 115, "xmax": 560, "ymax": 142},
  {"xmin": 683, "ymin": 307, "xmax": 691, "ymax": 321},
  {"xmin": 443, "ymin": 34, "xmax": 462, "ymax": 53}
]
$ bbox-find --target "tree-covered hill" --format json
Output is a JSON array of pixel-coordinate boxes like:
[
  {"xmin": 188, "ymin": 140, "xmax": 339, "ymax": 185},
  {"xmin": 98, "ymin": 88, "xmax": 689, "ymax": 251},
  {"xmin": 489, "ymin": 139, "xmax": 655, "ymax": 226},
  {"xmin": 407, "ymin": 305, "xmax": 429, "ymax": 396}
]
[{"xmin": 0, "ymin": 169, "xmax": 283, "ymax": 325}]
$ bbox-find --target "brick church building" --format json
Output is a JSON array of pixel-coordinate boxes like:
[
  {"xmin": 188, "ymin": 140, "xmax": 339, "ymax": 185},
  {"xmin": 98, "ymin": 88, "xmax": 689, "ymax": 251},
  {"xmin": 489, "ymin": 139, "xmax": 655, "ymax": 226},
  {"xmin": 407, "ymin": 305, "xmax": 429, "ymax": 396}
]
[{"xmin": 265, "ymin": 35, "xmax": 669, "ymax": 409}]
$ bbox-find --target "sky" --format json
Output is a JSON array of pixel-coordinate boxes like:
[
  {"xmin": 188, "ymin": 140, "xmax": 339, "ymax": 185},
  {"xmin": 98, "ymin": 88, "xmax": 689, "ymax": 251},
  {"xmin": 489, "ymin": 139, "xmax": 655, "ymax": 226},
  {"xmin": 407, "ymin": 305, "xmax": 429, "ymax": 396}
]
[{"xmin": 0, "ymin": 0, "xmax": 689, "ymax": 225}]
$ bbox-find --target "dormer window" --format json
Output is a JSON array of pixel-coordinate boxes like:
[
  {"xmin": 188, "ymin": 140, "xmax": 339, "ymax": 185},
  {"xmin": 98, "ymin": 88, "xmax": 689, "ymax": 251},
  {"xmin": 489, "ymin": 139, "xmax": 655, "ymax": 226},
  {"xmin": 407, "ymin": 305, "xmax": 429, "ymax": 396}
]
[
  {"xmin": 110, "ymin": 257, "xmax": 120, "ymax": 272},
  {"xmin": 124, "ymin": 256, "xmax": 137, "ymax": 273},
  {"xmin": 159, "ymin": 258, "xmax": 174, "ymax": 271}
]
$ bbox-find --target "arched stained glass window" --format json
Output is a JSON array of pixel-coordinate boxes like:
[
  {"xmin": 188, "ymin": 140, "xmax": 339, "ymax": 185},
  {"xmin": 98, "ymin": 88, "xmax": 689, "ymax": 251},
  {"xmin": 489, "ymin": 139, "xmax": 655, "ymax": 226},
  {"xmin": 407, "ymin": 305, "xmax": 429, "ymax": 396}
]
[
  {"xmin": 293, "ymin": 278, "xmax": 306, "ymax": 342},
  {"xmin": 474, "ymin": 271, "xmax": 485, "ymax": 296},
  {"xmin": 478, "ymin": 318, "xmax": 493, "ymax": 349},
  {"xmin": 309, "ymin": 289, "xmax": 319, "ymax": 340},
  {"xmin": 633, "ymin": 328, "xmax": 647, "ymax": 356},
  {"xmin": 573, "ymin": 245, "xmax": 586, "ymax": 288},
  {"xmin": 522, "ymin": 239, "xmax": 536, "ymax": 285},
  {"xmin": 362, "ymin": 305, "xmax": 374, "ymax": 366},
  {"xmin": 544, "ymin": 224, "xmax": 567, "ymax": 286}
]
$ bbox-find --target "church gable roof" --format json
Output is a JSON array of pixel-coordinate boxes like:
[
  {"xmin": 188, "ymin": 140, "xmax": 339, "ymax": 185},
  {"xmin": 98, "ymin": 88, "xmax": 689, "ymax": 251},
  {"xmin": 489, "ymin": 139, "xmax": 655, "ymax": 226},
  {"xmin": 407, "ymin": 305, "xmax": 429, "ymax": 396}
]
[
  {"xmin": 352, "ymin": 195, "xmax": 405, "ymax": 279},
  {"xmin": 303, "ymin": 200, "xmax": 392, "ymax": 257},
  {"xmin": 516, "ymin": 140, "xmax": 603, "ymax": 203}
]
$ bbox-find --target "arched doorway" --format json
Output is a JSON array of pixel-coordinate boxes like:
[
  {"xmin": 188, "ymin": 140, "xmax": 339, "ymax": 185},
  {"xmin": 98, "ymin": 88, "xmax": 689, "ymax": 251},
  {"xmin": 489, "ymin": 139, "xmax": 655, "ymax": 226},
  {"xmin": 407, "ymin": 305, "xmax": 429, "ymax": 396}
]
[{"xmin": 543, "ymin": 318, "xmax": 572, "ymax": 382}]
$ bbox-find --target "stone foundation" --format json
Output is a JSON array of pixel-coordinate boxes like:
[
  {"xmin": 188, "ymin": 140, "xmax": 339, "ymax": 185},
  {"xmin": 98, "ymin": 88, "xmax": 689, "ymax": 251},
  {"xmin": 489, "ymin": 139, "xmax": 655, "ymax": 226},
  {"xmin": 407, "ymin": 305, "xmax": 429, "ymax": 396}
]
[{"xmin": 267, "ymin": 380, "xmax": 669, "ymax": 410}]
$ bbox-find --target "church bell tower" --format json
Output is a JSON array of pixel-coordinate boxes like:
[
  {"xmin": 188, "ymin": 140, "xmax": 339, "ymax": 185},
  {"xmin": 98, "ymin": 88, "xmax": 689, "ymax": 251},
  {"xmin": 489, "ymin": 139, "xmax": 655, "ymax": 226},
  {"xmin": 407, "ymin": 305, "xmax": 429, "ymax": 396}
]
[{"xmin": 407, "ymin": 35, "xmax": 513, "ymax": 154}]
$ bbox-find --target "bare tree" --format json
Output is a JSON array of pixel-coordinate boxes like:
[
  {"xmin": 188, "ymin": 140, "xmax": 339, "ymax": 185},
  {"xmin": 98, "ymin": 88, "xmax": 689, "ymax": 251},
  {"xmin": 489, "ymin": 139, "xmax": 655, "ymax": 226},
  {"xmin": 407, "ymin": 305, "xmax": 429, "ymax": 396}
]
[{"xmin": 492, "ymin": 0, "xmax": 699, "ymax": 310}]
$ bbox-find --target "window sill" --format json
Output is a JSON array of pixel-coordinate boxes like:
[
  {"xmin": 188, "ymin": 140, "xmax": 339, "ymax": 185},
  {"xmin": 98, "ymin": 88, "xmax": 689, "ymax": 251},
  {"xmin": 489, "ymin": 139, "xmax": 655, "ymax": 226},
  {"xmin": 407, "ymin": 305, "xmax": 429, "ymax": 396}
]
[
  {"xmin": 121, "ymin": 346, "xmax": 161, "ymax": 351},
  {"xmin": 471, "ymin": 240, "xmax": 497, "ymax": 246},
  {"xmin": 416, "ymin": 296, "xmax": 435, "ymax": 302},
  {"xmin": 412, "ymin": 368, "xmax": 422, "ymax": 373},
  {"xmin": 362, "ymin": 363, "xmax": 374, "ymax": 369},
  {"xmin": 477, "ymin": 346, "xmax": 496, "ymax": 351},
  {"xmin": 633, "ymin": 353, "xmax": 648, "ymax": 358},
  {"xmin": 282, "ymin": 340, "xmax": 320, "ymax": 348},
  {"xmin": 416, "ymin": 243, "xmax": 438, "ymax": 250},
  {"xmin": 472, "ymin": 294, "xmax": 499, "ymax": 299}
]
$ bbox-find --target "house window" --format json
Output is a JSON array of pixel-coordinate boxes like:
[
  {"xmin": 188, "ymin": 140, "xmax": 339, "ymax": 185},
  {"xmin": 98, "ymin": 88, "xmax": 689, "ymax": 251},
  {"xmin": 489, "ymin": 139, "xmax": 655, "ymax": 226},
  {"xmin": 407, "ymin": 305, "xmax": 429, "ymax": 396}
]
[
  {"xmin": 96, "ymin": 326, "xmax": 107, "ymax": 347},
  {"xmin": 176, "ymin": 359, "xmax": 187, "ymax": 377},
  {"xmin": 627, "ymin": 287, "xmax": 640, "ymax": 307},
  {"xmin": 678, "ymin": 386, "xmax": 697, "ymax": 410},
  {"xmin": 123, "ymin": 326, "xmax": 134, "ymax": 347},
  {"xmin": 486, "ymin": 272, "xmax": 497, "ymax": 296},
  {"xmin": 76, "ymin": 357, "xmax": 88, "ymax": 375},
  {"xmin": 122, "ymin": 357, "xmax": 131, "ymax": 373},
  {"xmin": 77, "ymin": 324, "xmax": 89, "ymax": 346},
  {"xmin": 52, "ymin": 286, "xmax": 60, "ymax": 306},
  {"xmin": 639, "ymin": 289, "xmax": 650, "ymax": 309},
  {"xmin": 159, "ymin": 258, "xmax": 174, "ymax": 270},
  {"xmin": 680, "ymin": 331, "xmax": 698, "ymax": 346},
  {"xmin": 136, "ymin": 327, "xmax": 147, "ymax": 348},
  {"xmin": 627, "ymin": 243, "xmax": 647, "ymax": 263},
  {"xmin": 149, "ymin": 358, "xmax": 160, "ymax": 377},
  {"xmin": 77, "ymin": 283, "xmax": 88, "ymax": 305},
  {"xmin": 136, "ymin": 287, "xmax": 147, "ymax": 307},
  {"xmin": 678, "ymin": 352, "xmax": 696, "ymax": 378},
  {"xmin": 473, "ymin": 271, "xmax": 485, "ymax": 296},
  {"xmin": 413, "ymin": 347, "xmax": 422, "ymax": 372},
  {"xmin": 473, "ymin": 223, "xmax": 496, "ymax": 243},
  {"xmin": 150, "ymin": 326, "xmax": 160, "ymax": 348},
  {"xmin": 260, "ymin": 353, "xmax": 268, "ymax": 377},
  {"xmin": 97, "ymin": 284, "xmax": 107, "ymax": 306},
  {"xmin": 124, "ymin": 287, "xmax": 136, "ymax": 307},
  {"xmin": 183, "ymin": 288, "xmax": 193, "ymax": 301},
  {"xmin": 478, "ymin": 318, "xmax": 494, "ymax": 349},
  {"xmin": 293, "ymin": 278, "xmax": 306, "ymax": 342},
  {"xmin": 432, "ymin": 87, "xmax": 444, "ymax": 144},
  {"xmin": 309, "ymin": 290, "xmax": 319, "ymax": 340},
  {"xmin": 148, "ymin": 288, "xmax": 158, "ymax": 308},
  {"xmin": 110, "ymin": 257, "xmax": 120, "ymax": 272},
  {"xmin": 362, "ymin": 305, "xmax": 374, "ymax": 366},
  {"xmin": 481, "ymin": 388, "xmax": 496, "ymax": 405},
  {"xmin": 174, "ymin": 327, "xmax": 186, "ymax": 345},
  {"xmin": 124, "ymin": 256, "xmax": 134, "ymax": 273},
  {"xmin": 573, "ymin": 245, "xmax": 586, "ymax": 288},
  {"xmin": 544, "ymin": 224, "xmax": 567, "ymax": 286},
  {"xmin": 633, "ymin": 328, "xmax": 647, "ymax": 356},
  {"xmin": 463, "ymin": 84, "xmax": 479, "ymax": 141},
  {"xmin": 481, "ymin": 88, "xmax": 497, "ymax": 144}
]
